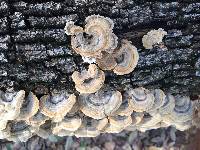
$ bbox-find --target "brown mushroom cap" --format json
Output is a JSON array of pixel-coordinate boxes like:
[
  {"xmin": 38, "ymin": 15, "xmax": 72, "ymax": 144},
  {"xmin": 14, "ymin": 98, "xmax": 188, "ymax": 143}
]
[
  {"xmin": 0, "ymin": 90, "xmax": 25, "ymax": 120},
  {"xmin": 96, "ymin": 51, "xmax": 117, "ymax": 70},
  {"xmin": 127, "ymin": 87, "xmax": 155, "ymax": 112},
  {"xmin": 104, "ymin": 115, "xmax": 132, "ymax": 133},
  {"xmin": 113, "ymin": 40, "xmax": 139, "ymax": 75},
  {"xmin": 72, "ymin": 64, "xmax": 105, "ymax": 94},
  {"xmin": 79, "ymin": 87, "xmax": 122, "ymax": 119},
  {"xmin": 17, "ymin": 92, "xmax": 39, "ymax": 121},
  {"xmin": 74, "ymin": 117, "xmax": 108, "ymax": 137},
  {"xmin": 40, "ymin": 91, "xmax": 76, "ymax": 122}
]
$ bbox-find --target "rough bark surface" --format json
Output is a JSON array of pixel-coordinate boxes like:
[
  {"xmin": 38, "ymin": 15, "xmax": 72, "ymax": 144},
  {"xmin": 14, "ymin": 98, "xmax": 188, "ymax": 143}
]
[{"xmin": 0, "ymin": 0, "xmax": 200, "ymax": 97}]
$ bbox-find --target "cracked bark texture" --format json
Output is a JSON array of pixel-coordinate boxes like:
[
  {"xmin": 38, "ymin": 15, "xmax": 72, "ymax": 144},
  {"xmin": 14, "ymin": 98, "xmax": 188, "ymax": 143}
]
[{"xmin": 0, "ymin": 0, "xmax": 200, "ymax": 97}]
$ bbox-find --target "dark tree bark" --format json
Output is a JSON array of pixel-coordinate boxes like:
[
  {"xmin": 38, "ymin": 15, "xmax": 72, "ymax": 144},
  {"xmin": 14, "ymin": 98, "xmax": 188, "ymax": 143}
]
[{"xmin": 0, "ymin": 0, "xmax": 200, "ymax": 97}]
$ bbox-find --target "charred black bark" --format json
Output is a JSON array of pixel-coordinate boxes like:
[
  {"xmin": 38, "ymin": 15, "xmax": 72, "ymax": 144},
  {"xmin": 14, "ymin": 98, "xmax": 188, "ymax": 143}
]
[{"xmin": 0, "ymin": 0, "xmax": 200, "ymax": 97}]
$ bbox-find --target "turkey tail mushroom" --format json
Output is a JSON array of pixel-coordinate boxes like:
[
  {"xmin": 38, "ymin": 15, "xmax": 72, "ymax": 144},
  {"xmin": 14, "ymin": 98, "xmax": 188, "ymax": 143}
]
[
  {"xmin": 74, "ymin": 116, "xmax": 108, "ymax": 137},
  {"xmin": 72, "ymin": 64, "xmax": 105, "ymax": 94},
  {"xmin": 52, "ymin": 115, "xmax": 82, "ymax": 135},
  {"xmin": 78, "ymin": 86, "xmax": 122, "ymax": 119},
  {"xmin": 113, "ymin": 40, "xmax": 139, "ymax": 75},
  {"xmin": 65, "ymin": 15, "xmax": 118, "ymax": 58},
  {"xmin": 40, "ymin": 91, "xmax": 76, "ymax": 122},
  {"xmin": 127, "ymin": 87, "xmax": 155, "ymax": 112},
  {"xmin": 17, "ymin": 92, "xmax": 39, "ymax": 121},
  {"xmin": 0, "ymin": 90, "xmax": 25, "ymax": 122},
  {"xmin": 104, "ymin": 115, "xmax": 132, "ymax": 133}
]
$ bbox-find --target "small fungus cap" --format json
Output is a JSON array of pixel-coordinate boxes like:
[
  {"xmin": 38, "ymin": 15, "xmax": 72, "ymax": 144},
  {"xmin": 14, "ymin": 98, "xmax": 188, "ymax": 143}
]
[
  {"xmin": 72, "ymin": 64, "xmax": 105, "ymax": 94},
  {"xmin": 17, "ymin": 92, "xmax": 39, "ymax": 121},
  {"xmin": 66, "ymin": 15, "xmax": 118, "ymax": 58},
  {"xmin": 79, "ymin": 86, "xmax": 122, "ymax": 119},
  {"xmin": 104, "ymin": 115, "xmax": 132, "ymax": 133},
  {"xmin": 0, "ymin": 90, "xmax": 25, "ymax": 120},
  {"xmin": 74, "ymin": 117, "xmax": 108, "ymax": 137},
  {"xmin": 113, "ymin": 40, "xmax": 139, "ymax": 75},
  {"xmin": 40, "ymin": 91, "xmax": 76, "ymax": 122},
  {"xmin": 142, "ymin": 28, "xmax": 167, "ymax": 49},
  {"xmin": 52, "ymin": 115, "xmax": 82, "ymax": 135},
  {"xmin": 127, "ymin": 87, "xmax": 155, "ymax": 112}
]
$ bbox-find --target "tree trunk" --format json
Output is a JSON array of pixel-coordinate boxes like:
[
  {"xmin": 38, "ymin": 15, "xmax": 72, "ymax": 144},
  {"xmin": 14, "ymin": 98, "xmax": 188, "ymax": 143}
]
[{"xmin": 0, "ymin": 0, "xmax": 200, "ymax": 97}]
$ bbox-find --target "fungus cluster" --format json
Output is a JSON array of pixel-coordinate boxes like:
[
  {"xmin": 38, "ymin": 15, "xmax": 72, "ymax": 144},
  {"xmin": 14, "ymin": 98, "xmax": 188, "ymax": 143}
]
[
  {"xmin": 0, "ymin": 87, "xmax": 196, "ymax": 142},
  {"xmin": 64, "ymin": 15, "xmax": 139, "ymax": 76},
  {"xmin": 0, "ymin": 15, "xmax": 197, "ymax": 142}
]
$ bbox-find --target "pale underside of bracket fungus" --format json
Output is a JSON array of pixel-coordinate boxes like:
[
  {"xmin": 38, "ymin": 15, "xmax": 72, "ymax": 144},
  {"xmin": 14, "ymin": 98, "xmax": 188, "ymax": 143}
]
[
  {"xmin": 0, "ymin": 87, "xmax": 197, "ymax": 142},
  {"xmin": 65, "ymin": 15, "xmax": 139, "ymax": 75},
  {"xmin": 72, "ymin": 64, "xmax": 105, "ymax": 94}
]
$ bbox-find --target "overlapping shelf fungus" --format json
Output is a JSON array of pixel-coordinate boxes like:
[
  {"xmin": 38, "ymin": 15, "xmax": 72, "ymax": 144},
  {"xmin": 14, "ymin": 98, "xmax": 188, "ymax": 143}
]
[
  {"xmin": 0, "ymin": 15, "xmax": 198, "ymax": 142},
  {"xmin": 0, "ymin": 87, "xmax": 198, "ymax": 142}
]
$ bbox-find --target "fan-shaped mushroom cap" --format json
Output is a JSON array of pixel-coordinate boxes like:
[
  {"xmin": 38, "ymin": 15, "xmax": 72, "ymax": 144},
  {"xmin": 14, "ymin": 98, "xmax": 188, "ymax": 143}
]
[
  {"xmin": 74, "ymin": 117, "xmax": 108, "ymax": 137},
  {"xmin": 64, "ymin": 21, "xmax": 83, "ymax": 35},
  {"xmin": 72, "ymin": 64, "xmax": 105, "ymax": 94},
  {"xmin": 79, "ymin": 87, "xmax": 122, "ymax": 119},
  {"xmin": 0, "ymin": 90, "xmax": 25, "ymax": 120},
  {"xmin": 125, "ymin": 112, "xmax": 144, "ymax": 131},
  {"xmin": 173, "ymin": 120, "xmax": 192, "ymax": 131},
  {"xmin": 5, "ymin": 121, "xmax": 34, "ymax": 142},
  {"xmin": 113, "ymin": 40, "xmax": 139, "ymax": 75},
  {"xmin": 52, "ymin": 115, "xmax": 82, "ymax": 135},
  {"xmin": 113, "ymin": 92, "xmax": 133, "ymax": 116},
  {"xmin": 40, "ymin": 92, "xmax": 76, "ymax": 122},
  {"xmin": 85, "ymin": 15, "xmax": 114, "ymax": 32},
  {"xmin": 137, "ymin": 113, "xmax": 162, "ymax": 132},
  {"xmin": 168, "ymin": 96, "xmax": 193, "ymax": 123},
  {"xmin": 34, "ymin": 120, "xmax": 52, "ymax": 139},
  {"xmin": 26, "ymin": 111, "xmax": 49, "ymax": 127},
  {"xmin": 104, "ymin": 115, "xmax": 132, "ymax": 133},
  {"xmin": 67, "ymin": 15, "xmax": 117, "ymax": 58},
  {"xmin": 159, "ymin": 94, "xmax": 175, "ymax": 115},
  {"xmin": 142, "ymin": 28, "xmax": 167, "ymax": 49},
  {"xmin": 17, "ymin": 92, "xmax": 39, "ymax": 121},
  {"xmin": 127, "ymin": 87, "xmax": 155, "ymax": 112},
  {"xmin": 147, "ymin": 89, "xmax": 166, "ymax": 114}
]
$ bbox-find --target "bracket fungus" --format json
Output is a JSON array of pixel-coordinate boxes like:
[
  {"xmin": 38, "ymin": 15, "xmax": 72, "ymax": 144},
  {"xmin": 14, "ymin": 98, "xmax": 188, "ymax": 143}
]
[
  {"xmin": 65, "ymin": 15, "xmax": 139, "ymax": 75},
  {"xmin": 17, "ymin": 92, "xmax": 39, "ymax": 121},
  {"xmin": 72, "ymin": 64, "xmax": 105, "ymax": 93},
  {"xmin": 40, "ymin": 91, "xmax": 76, "ymax": 122},
  {"xmin": 127, "ymin": 87, "xmax": 155, "ymax": 112},
  {"xmin": 104, "ymin": 115, "xmax": 132, "ymax": 133},
  {"xmin": 0, "ymin": 90, "xmax": 25, "ymax": 130},
  {"xmin": 78, "ymin": 86, "xmax": 122, "ymax": 119},
  {"xmin": 52, "ymin": 115, "xmax": 82, "ymax": 135},
  {"xmin": 113, "ymin": 40, "xmax": 139, "ymax": 75},
  {"xmin": 74, "ymin": 117, "xmax": 108, "ymax": 137},
  {"xmin": 142, "ymin": 28, "xmax": 167, "ymax": 49},
  {"xmin": 65, "ymin": 15, "xmax": 118, "ymax": 58}
]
